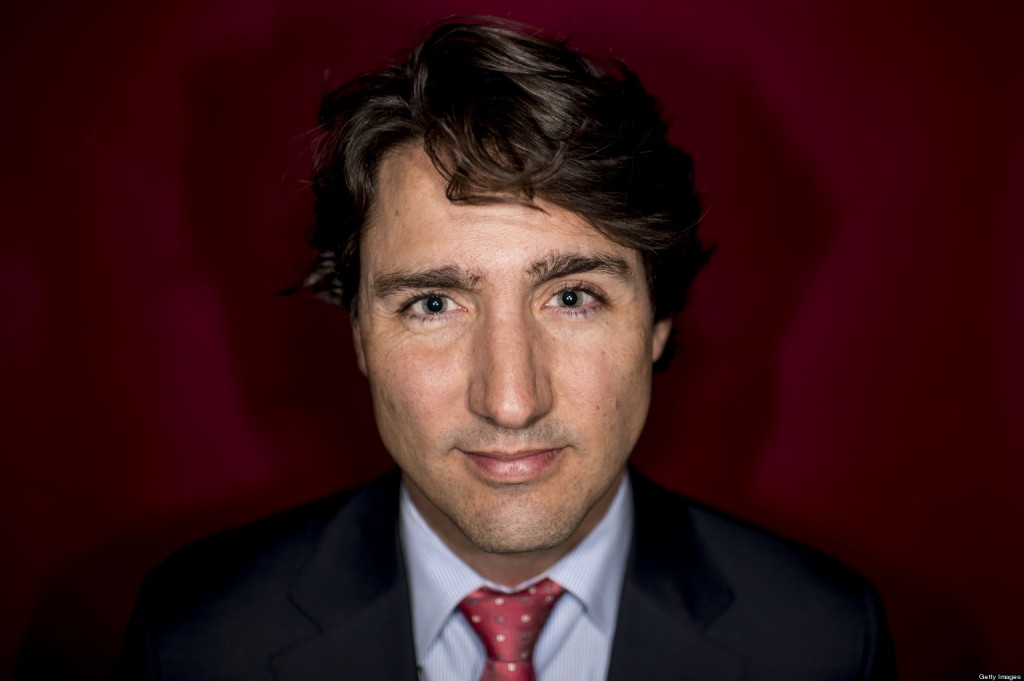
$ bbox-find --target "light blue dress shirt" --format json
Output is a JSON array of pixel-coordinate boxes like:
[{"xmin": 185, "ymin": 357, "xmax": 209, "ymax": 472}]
[{"xmin": 399, "ymin": 474, "xmax": 634, "ymax": 681}]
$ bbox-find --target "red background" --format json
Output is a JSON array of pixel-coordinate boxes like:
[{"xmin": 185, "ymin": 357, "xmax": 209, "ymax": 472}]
[{"xmin": 2, "ymin": 1, "xmax": 1022, "ymax": 679}]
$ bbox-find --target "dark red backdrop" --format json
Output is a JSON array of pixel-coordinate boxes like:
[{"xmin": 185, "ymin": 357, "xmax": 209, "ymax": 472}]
[{"xmin": 2, "ymin": 1, "xmax": 1021, "ymax": 679}]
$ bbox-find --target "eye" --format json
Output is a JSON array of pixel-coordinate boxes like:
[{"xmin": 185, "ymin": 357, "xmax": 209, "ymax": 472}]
[
  {"xmin": 399, "ymin": 292, "xmax": 463, "ymax": 324},
  {"xmin": 558, "ymin": 289, "xmax": 581, "ymax": 307},
  {"xmin": 415, "ymin": 294, "xmax": 450, "ymax": 315},
  {"xmin": 545, "ymin": 287, "xmax": 600, "ymax": 312}
]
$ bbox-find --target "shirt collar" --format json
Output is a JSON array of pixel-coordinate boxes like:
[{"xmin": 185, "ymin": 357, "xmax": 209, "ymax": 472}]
[{"xmin": 400, "ymin": 472, "xmax": 634, "ymax": 656}]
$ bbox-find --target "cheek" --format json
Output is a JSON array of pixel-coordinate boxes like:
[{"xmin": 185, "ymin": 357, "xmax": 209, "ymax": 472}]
[
  {"xmin": 553, "ymin": 324, "xmax": 652, "ymax": 429},
  {"xmin": 366, "ymin": 339, "xmax": 467, "ymax": 445}
]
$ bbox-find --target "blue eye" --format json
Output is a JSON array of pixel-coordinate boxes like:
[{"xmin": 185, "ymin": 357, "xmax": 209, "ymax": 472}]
[
  {"xmin": 544, "ymin": 286, "xmax": 602, "ymax": 317},
  {"xmin": 553, "ymin": 288, "xmax": 594, "ymax": 308}
]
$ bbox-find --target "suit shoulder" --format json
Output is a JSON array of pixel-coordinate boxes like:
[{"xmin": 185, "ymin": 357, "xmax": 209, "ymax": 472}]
[
  {"xmin": 119, "ymin": 473, "xmax": 403, "ymax": 680},
  {"xmin": 151, "ymin": 486, "xmax": 357, "ymax": 593},
  {"xmin": 138, "ymin": 474, "xmax": 398, "ymax": 634},
  {"xmin": 689, "ymin": 499, "xmax": 869, "ymax": 597},
  {"xmin": 630, "ymin": 474, "xmax": 896, "ymax": 678},
  {"xmin": 687, "ymin": 498, "xmax": 894, "ymax": 677},
  {"xmin": 636, "ymin": 475, "xmax": 872, "ymax": 601}
]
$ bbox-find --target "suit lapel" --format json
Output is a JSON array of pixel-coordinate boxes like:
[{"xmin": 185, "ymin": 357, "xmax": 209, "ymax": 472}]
[
  {"xmin": 269, "ymin": 472, "xmax": 419, "ymax": 681},
  {"xmin": 606, "ymin": 472, "xmax": 746, "ymax": 681}
]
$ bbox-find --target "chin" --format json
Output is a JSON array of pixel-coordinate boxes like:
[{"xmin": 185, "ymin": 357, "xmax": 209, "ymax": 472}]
[{"xmin": 454, "ymin": 500, "xmax": 586, "ymax": 556}]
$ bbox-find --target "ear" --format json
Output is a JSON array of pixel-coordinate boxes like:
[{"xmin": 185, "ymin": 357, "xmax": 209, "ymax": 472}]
[
  {"xmin": 351, "ymin": 312, "xmax": 368, "ymax": 376},
  {"xmin": 651, "ymin": 318, "xmax": 672, "ymax": 363}
]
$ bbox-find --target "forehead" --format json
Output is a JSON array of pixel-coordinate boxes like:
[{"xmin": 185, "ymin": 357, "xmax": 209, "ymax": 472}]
[{"xmin": 361, "ymin": 146, "xmax": 642, "ymax": 276}]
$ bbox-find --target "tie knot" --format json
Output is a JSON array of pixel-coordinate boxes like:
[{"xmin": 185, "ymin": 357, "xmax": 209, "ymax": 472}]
[{"xmin": 458, "ymin": 578, "xmax": 565, "ymax": 680}]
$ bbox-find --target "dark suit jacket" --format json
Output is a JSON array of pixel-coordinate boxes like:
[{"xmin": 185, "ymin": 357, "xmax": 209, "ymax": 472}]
[{"xmin": 118, "ymin": 470, "xmax": 897, "ymax": 680}]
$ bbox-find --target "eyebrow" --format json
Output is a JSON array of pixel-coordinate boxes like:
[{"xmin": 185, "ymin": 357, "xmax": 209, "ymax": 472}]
[
  {"xmin": 529, "ymin": 252, "xmax": 633, "ymax": 284},
  {"xmin": 371, "ymin": 265, "xmax": 482, "ymax": 299},
  {"xmin": 369, "ymin": 251, "xmax": 633, "ymax": 299}
]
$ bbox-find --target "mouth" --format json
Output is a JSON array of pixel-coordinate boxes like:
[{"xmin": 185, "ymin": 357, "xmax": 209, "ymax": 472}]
[{"xmin": 461, "ymin": 447, "xmax": 564, "ymax": 484}]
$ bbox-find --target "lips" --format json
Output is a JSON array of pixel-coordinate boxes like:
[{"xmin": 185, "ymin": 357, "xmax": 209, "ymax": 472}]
[{"xmin": 462, "ymin": 448, "xmax": 563, "ymax": 484}]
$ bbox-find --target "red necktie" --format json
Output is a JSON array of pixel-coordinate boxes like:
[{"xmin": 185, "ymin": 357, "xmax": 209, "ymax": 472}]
[{"xmin": 457, "ymin": 578, "xmax": 566, "ymax": 680}]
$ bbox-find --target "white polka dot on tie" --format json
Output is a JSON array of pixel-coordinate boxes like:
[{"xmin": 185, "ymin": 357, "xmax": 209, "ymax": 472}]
[
  {"xmin": 520, "ymin": 652, "xmax": 529, "ymax": 660},
  {"xmin": 545, "ymin": 595, "xmax": 553, "ymax": 602},
  {"xmin": 521, "ymin": 614, "xmax": 531, "ymax": 622},
  {"xmin": 471, "ymin": 615, "xmax": 481, "ymax": 623},
  {"xmin": 496, "ymin": 633, "xmax": 506, "ymax": 642},
  {"xmin": 494, "ymin": 597, "xmax": 505, "ymax": 605},
  {"xmin": 528, "ymin": 587, "xmax": 537, "ymax": 595},
  {"xmin": 508, "ymin": 663, "xmax": 517, "ymax": 672}
]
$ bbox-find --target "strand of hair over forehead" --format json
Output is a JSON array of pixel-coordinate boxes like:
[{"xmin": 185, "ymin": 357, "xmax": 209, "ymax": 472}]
[{"xmin": 403, "ymin": 21, "xmax": 616, "ymax": 202}]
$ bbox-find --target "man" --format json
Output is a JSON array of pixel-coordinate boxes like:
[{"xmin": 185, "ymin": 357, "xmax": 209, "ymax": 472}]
[{"xmin": 119, "ymin": 19, "xmax": 897, "ymax": 680}]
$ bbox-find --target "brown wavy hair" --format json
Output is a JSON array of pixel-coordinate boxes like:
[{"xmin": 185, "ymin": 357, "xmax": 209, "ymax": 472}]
[{"xmin": 304, "ymin": 18, "xmax": 709, "ymax": 364}]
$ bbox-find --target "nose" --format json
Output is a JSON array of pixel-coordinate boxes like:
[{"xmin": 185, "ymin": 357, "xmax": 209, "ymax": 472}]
[{"xmin": 468, "ymin": 307, "xmax": 553, "ymax": 429}]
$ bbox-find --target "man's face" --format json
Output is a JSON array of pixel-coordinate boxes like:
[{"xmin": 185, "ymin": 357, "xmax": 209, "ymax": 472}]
[{"xmin": 353, "ymin": 147, "xmax": 670, "ymax": 559}]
